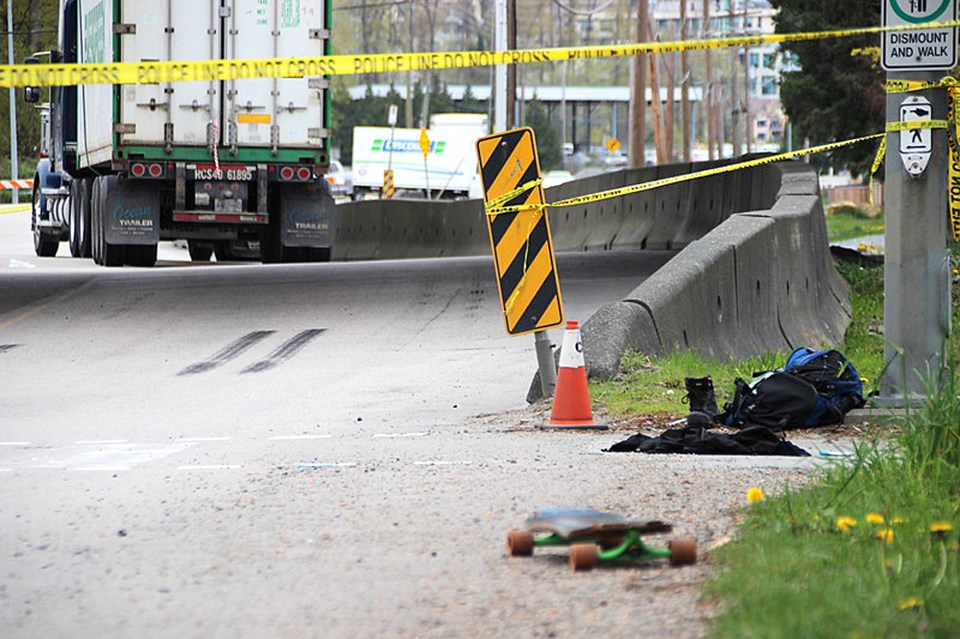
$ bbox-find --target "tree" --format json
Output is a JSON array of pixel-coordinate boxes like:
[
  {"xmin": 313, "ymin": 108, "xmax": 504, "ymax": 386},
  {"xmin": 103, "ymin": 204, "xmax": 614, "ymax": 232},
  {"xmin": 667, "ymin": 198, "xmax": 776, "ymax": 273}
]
[
  {"xmin": 1, "ymin": 0, "xmax": 59, "ymax": 189},
  {"xmin": 523, "ymin": 97, "xmax": 561, "ymax": 170},
  {"xmin": 769, "ymin": 0, "xmax": 884, "ymax": 177}
]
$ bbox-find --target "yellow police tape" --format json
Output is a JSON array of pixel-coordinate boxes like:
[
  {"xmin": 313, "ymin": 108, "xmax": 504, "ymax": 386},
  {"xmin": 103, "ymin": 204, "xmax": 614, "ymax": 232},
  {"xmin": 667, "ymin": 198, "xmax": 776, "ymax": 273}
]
[
  {"xmin": 1, "ymin": 20, "xmax": 958, "ymax": 88},
  {"xmin": 485, "ymin": 134, "xmax": 885, "ymax": 217}
]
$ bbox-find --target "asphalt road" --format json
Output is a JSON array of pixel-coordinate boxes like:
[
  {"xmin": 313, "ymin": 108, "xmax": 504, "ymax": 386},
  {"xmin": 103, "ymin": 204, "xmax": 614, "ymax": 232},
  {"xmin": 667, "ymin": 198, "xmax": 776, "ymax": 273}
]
[{"xmin": 0, "ymin": 208, "xmax": 826, "ymax": 638}]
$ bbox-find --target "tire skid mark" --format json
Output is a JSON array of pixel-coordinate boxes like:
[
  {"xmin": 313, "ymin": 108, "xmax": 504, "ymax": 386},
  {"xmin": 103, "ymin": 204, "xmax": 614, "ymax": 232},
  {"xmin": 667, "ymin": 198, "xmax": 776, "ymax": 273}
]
[
  {"xmin": 178, "ymin": 330, "xmax": 275, "ymax": 375},
  {"xmin": 241, "ymin": 328, "xmax": 326, "ymax": 373}
]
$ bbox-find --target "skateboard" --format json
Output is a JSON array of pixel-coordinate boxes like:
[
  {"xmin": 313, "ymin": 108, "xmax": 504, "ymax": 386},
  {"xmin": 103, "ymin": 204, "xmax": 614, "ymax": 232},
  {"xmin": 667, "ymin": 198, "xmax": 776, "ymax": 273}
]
[{"xmin": 506, "ymin": 508, "xmax": 697, "ymax": 571}]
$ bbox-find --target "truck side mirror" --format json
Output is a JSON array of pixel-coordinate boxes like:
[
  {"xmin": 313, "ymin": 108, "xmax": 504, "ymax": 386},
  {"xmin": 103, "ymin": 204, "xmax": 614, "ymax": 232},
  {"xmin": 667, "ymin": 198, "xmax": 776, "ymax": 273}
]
[{"xmin": 22, "ymin": 56, "xmax": 40, "ymax": 103}]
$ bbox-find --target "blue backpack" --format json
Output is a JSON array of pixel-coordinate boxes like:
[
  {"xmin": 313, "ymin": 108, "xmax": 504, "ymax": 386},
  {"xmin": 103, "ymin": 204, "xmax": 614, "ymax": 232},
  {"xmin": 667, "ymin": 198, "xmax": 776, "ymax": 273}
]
[{"xmin": 719, "ymin": 348, "xmax": 866, "ymax": 430}]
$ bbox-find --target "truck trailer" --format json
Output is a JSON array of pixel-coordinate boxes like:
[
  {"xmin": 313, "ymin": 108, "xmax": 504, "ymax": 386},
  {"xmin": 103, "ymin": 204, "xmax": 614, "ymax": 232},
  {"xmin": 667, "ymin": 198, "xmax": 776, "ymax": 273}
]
[{"xmin": 26, "ymin": 0, "xmax": 334, "ymax": 266}]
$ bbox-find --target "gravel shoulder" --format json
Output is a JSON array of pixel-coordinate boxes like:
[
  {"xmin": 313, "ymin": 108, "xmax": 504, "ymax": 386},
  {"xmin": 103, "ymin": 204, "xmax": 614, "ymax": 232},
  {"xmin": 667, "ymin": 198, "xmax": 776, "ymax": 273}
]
[{"xmin": 1, "ymin": 403, "xmax": 870, "ymax": 639}]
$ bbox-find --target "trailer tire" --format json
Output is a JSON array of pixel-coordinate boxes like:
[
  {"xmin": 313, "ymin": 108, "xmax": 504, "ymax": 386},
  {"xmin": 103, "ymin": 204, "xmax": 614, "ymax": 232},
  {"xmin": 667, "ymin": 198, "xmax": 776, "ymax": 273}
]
[
  {"xmin": 68, "ymin": 178, "xmax": 92, "ymax": 257},
  {"xmin": 91, "ymin": 177, "xmax": 102, "ymax": 264},
  {"xmin": 32, "ymin": 175, "xmax": 59, "ymax": 257},
  {"xmin": 79, "ymin": 178, "xmax": 92, "ymax": 258},
  {"xmin": 188, "ymin": 240, "xmax": 214, "ymax": 262}
]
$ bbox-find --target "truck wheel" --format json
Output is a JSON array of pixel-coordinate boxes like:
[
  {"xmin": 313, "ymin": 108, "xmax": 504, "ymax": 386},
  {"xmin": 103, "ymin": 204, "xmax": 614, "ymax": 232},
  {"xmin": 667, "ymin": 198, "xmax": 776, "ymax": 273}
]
[
  {"xmin": 78, "ymin": 178, "xmax": 92, "ymax": 258},
  {"xmin": 32, "ymin": 176, "xmax": 59, "ymax": 257},
  {"xmin": 91, "ymin": 177, "xmax": 102, "ymax": 265},
  {"xmin": 187, "ymin": 240, "xmax": 214, "ymax": 262},
  {"xmin": 94, "ymin": 175, "xmax": 125, "ymax": 267},
  {"xmin": 68, "ymin": 178, "xmax": 89, "ymax": 257}
]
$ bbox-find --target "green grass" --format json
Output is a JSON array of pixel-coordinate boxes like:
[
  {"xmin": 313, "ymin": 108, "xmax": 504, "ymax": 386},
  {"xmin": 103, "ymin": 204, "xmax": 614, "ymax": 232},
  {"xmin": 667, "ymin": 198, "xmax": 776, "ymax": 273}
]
[
  {"xmin": 706, "ymin": 375, "xmax": 960, "ymax": 638},
  {"xmin": 824, "ymin": 206, "xmax": 885, "ymax": 243},
  {"xmin": 588, "ymin": 238, "xmax": 960, "ymax": 636}
]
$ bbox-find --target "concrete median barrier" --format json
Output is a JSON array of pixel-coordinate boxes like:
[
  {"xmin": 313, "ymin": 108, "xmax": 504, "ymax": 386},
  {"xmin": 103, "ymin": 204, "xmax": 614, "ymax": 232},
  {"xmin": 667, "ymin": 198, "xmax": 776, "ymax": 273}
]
[{"xmin": 529, "ymin": 160, "xmax": 852, "ymax": 400}]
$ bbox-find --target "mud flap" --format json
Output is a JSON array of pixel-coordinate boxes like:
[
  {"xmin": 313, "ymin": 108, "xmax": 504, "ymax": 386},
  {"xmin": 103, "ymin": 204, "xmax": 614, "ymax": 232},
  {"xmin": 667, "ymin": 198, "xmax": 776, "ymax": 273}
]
[
  {"xmin": 279, "ymin": 181, "xmax": 334, "ymax": 248},
  {"xmin": 104, "ymin": 178, "xmax": 160, "ymax": 246}
]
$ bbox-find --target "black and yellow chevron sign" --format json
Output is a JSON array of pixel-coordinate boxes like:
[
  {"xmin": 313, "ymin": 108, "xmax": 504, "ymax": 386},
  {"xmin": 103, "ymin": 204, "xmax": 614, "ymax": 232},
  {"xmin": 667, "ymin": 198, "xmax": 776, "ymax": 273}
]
[
  {"xmin": 475, "ymin": 127, "xmax": 564, "ymax": 336},
  {"xmin": 382, "ymin": 169, "xmax": 395, "ymax": 199}
]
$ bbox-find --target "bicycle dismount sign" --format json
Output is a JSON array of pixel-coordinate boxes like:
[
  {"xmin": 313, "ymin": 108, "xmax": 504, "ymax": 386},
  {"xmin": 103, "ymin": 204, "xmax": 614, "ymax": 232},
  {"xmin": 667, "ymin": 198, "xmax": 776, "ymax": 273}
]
[{"xmin": 882, "ymin": 0, "xmax": 958, "ymax": 70}]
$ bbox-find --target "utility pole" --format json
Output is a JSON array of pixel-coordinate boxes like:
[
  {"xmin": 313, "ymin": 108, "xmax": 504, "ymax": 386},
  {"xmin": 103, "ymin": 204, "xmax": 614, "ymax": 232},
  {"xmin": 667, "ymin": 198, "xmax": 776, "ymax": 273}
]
[
  {"xmin": 703, "ymin": 0, "xmax": 717, "ymax": 160},
  {"xmin": 629, "ymin": 0, "xmax": 649, "ymax": 168},
  {"xmin": 877, "ymin": 0, "xmax": 956, "ymax": 405},
  {"xmin": 680, "ymin": 0, "xmax": 691, "ymax": 162},
  {"xmin": 743, "ymin": 0, "xmax": 751, "ymax": 154},
  {"xmin": 7, "ymin": 0, "xmax": 19, "ymax": 204},
  {"xmin": 729, "ymin": 0, "xmax": 740, "ymax": 157}
]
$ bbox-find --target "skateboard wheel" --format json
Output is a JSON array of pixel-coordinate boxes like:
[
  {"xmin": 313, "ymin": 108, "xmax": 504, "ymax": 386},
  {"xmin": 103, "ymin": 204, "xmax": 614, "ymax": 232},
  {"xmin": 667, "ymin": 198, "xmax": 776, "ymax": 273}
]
[
  {"xmin": 507, "ymin": 530, "xmax": 534, "ymax": 556},
  {"xmin": 569, "ymin": 543, "xmax": 600, "ymax": 571},
  {"xmin": 668, "ymin": 537, "xmax": 697, "ymax": 565}
]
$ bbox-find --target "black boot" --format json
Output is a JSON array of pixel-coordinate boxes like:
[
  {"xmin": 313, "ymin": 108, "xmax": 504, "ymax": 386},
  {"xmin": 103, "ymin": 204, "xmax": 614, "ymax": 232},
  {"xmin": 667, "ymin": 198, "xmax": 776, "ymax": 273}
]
[{"xmin": 684, "ymin": 376, "xmax": 719, "ymax": 417}]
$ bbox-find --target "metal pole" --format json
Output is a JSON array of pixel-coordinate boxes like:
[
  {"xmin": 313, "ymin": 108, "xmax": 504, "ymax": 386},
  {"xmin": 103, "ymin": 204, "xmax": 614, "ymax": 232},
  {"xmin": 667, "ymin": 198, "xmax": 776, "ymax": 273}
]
[
  {"xmin": 877, "ymin": 69, "xmax": 951, "ymax": 406},
  {"xmin": 493, "ymin": 0, "xmax": 507, "ymax": 132},
  {"xmin": 535, "ymin": 330, "xmax": 557, "ymax": 397},
  {"xmin": 7, "ymin": 0, "xmax": 19, "ymax": 204}
]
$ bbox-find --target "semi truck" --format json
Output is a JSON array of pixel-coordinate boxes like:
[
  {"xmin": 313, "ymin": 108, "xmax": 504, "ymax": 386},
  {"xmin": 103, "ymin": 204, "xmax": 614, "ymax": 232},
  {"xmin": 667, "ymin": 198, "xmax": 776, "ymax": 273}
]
[
  {"xmin": 351, "ymin": 113, "xmax": 487, "ymax": 199},
  {"xmin": 25, "ymin": 0, "xmax": 334, "ymax": 266}
]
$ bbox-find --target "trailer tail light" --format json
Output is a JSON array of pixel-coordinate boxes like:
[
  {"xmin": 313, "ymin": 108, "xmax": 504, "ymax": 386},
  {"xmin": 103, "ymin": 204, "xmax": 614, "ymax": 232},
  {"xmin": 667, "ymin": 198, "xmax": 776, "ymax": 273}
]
[
  {"xmin": 130, "ymin": 162, "xmax": 165, "ymax": 179},
  {"xmin": 277, "ymin": 165, "xmax": 314, "ymax": 182}
]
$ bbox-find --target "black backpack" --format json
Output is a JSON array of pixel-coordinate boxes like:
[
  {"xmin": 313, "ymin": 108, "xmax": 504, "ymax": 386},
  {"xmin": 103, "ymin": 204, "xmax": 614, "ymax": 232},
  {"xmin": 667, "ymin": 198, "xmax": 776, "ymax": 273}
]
[{"xmin": 719, "ymin": 348, "xmax": 866, "ymax": 429}]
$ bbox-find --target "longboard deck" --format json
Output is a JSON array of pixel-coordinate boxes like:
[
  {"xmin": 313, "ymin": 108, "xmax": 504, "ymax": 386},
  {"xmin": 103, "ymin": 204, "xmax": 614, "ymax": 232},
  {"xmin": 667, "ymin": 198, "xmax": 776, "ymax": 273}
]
[{"xmin": 524, "ymin": 508, "xmax": 672, "ymax": 539}]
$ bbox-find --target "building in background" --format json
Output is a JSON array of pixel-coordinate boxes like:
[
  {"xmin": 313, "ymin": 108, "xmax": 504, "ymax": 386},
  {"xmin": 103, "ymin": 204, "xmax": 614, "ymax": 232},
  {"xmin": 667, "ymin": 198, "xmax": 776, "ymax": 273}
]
[{"xmin": 333, "ymin": 0, "xmax": 792, "ymax": 159}]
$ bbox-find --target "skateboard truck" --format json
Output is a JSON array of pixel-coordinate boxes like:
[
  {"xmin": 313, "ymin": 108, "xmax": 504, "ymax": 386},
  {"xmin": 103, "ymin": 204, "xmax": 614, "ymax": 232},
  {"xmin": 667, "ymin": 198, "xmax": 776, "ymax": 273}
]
[{"xmin": 506, "ymin": 508, "xmax": 697, "ymax": 571}]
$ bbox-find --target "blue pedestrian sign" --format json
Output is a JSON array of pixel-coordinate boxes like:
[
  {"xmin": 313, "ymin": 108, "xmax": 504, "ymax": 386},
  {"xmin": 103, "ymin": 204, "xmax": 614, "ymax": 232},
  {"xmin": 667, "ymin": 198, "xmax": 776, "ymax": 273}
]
[{"xmin": 882, "ymin": 0, "xmax": 958, "ymax": 71}]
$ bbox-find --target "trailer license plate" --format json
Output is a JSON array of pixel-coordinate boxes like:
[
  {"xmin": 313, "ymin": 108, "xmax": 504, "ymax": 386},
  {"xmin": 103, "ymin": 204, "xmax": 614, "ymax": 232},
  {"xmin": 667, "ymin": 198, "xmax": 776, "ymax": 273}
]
[
  {"xmin": 195, "ymin": 168, "xmax": 253, "ymax": 181},
  {"xmin": 215, "ymin": 198, "xmax": 243, "ymax": 212}
]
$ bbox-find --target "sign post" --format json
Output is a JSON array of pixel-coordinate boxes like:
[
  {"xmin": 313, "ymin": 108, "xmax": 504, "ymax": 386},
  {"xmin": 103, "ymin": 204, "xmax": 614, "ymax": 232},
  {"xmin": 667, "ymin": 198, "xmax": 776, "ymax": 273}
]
[
  {"xmin": 877, "ymin": 0, "xmax": 956, "ymax": 406},
  {"xmin": 476, "ymin": 127, "xmax": 565, "ymax": 397}
]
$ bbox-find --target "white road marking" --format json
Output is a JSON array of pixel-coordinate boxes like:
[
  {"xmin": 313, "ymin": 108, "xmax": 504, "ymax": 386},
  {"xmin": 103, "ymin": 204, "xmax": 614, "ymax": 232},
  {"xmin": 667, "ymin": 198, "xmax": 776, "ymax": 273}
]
[
  {"xmin": 292, "ymin": 462, "xmax": 357, "ymax": 469},
  {"xmin": 269, "ymin": 434, "xmax": 332, "ymax": 440},
  {"xmin": 0, "ymin": 468, "xmax": 13, "ymax": 473},
  {"xmin": 0, "ymin": 442, "xmax": 31, "ymax": 446},
  {"xmin": 373, "ymin": 432, "xmax": 428, "ymax": 438},
  {"xmin": 413, "ymin": 460, "xmax": 472, "ymax": 466},
  {"xmin": 11, "ymin": 442, "xmax": 191, "ymax": 471},
  {"xmin": 177, "ymin": 464, "xmax": 241, "ymax": 470},
  {"xmin": 175, "ymin": 437, "xmax": 232, "ymax": 442},
  {"xmin": 76, "ymin": 439, "xmax": 129, "ymax": 445}
]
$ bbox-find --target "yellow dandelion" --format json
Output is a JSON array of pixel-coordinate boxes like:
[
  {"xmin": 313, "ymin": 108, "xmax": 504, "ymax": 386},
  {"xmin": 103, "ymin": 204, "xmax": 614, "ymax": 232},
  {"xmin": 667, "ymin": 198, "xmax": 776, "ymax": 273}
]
[
  {"xmin": 747, "ymin": 487, "xmax": 765, "ymax": 503},
  {"xmin": 899, "ymin": 597, "xmax": 922, "ymax": 611},
  {"xmin": 866, "ymin": 513, "xmax": 885, "ymax": 525},
  {"xmin": 876, "ymin": 528, "xmax": 894, "ymax": 543},
  {"xmin": 837, "ymin": 516, "xmax": 857, "ymax": 533},
  {"xmin": 930, "ymin": 522, "xmax": 953, "ymax": 535},
  {"xmin": 891, "ymin": 517, "xmax": 905, "ymax": 524}
]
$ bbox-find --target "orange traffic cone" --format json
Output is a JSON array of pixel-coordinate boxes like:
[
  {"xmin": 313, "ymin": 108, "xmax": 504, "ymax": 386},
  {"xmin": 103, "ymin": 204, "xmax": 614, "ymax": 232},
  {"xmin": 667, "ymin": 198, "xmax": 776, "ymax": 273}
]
[{"xmin": 540, "ymin": 320, "xmax": 607, "ymax": 430}]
